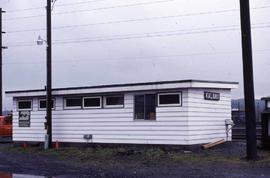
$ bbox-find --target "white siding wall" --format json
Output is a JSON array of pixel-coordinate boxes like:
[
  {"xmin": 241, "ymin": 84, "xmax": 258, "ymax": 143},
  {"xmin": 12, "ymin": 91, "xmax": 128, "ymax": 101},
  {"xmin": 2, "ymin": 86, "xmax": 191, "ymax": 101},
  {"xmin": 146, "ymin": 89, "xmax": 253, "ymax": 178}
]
[
  {"xmin": 12, "ymin": 88, "xmax": 232, "ymax": 145},
  {"xmin": 187, "ymin": 88, "xmax": 232, "ymax": 144},
  {"xmin": 13, "ymin": 97, "xmax": 46, "ymax": 142}
]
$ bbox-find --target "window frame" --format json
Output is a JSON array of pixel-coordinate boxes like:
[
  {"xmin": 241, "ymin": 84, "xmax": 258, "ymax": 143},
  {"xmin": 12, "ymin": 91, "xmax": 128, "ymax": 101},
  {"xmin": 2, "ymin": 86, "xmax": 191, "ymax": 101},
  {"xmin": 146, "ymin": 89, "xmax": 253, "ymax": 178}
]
[
  {"xmin": 38, "ymin": 98, "xmax": 55, "ymax": 111},
  {"xmin": 134, "ymin": 94, "xmax": 156, "ymax": 121},
  {"xmin": 17, "ymin": 99, "xmax": 33, "ymax": 111},
  {"xmin": 103, "ymin": 95, "xmax": 124, "ymax": 108},
  {"xmin": 83, "ymin": 96, "xmax": 102, "ymax": 109},
  {"xmin": 157, "ymin": 92, "xmax": 182, "ymax": 107},
  {"xmin": 64, "ymin": 97, "xmax": 82, "ymax": 110}
]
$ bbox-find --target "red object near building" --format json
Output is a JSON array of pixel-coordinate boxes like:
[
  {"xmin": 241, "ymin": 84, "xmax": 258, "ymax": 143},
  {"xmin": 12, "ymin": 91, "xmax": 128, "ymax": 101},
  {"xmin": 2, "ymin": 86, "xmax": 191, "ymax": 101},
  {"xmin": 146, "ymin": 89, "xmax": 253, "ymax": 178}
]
[{"xmin": 0, "ymin": 115, "xmax": 12, "ymax": 137}]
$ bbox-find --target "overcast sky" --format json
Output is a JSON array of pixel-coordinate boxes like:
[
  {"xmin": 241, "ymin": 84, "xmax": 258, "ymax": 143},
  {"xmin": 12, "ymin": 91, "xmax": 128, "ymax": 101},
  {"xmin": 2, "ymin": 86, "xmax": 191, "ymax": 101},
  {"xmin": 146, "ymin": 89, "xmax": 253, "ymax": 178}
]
[{"xmin": 1, "ymin": 0, "xmax": 270, "ymax": 110}]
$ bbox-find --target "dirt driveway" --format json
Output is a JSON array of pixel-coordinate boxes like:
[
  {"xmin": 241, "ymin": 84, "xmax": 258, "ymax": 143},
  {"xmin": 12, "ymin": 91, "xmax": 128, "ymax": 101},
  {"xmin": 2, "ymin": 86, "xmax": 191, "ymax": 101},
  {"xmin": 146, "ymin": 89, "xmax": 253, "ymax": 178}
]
[{"xmin": 0, "ymin": 141, "xmax": 269, "ymax": 178}]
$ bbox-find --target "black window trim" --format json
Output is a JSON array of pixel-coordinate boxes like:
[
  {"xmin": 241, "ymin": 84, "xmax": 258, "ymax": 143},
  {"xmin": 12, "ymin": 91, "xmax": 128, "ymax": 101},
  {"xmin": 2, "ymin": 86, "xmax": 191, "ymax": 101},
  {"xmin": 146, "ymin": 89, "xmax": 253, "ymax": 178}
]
[
  {"xmin": 64, "ymin": 97, "xmax": 82, "ymax": 110},
  {"xmin": 157, "ymin": 92, "xmax": 182, "ymax": 107},
  {"xmin": 17, "ymin": 99, "xmax": 33, "ymax": 111},
  {"xmin": 83, "ymin": 96, "xmax": 102, "ymax": 109},
  {"xmin": 38, "ymin": 98, "xmax": 55, "ymax": 111}
]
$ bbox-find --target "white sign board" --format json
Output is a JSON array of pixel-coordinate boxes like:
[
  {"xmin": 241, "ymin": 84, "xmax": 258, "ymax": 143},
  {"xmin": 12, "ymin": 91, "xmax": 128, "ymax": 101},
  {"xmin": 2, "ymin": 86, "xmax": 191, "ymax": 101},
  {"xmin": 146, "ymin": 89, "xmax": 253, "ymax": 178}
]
[
  {"xmin": 18, "ymin": 111, "xmax": 31, "ymax": 127},
  {"xmin": 204, "ymin": 92, "xmax": 220, "ymax": 101}
]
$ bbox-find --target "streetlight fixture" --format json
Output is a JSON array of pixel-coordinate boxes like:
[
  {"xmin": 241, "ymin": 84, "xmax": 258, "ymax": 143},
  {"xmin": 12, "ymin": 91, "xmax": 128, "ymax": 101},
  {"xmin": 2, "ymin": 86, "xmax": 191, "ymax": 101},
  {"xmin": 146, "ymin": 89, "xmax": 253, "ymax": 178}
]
[{"xmin": 37, "ymin": 35, "xmax": 47, "ymax": 46}]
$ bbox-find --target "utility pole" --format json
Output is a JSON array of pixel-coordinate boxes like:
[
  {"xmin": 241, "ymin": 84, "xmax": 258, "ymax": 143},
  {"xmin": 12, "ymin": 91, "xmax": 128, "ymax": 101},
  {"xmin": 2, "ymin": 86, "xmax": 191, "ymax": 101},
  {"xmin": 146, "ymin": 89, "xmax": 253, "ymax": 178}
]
[
  {"xmin": 0, "ymin": 8, "xmax": 7, "ymax": 116},
  {"xmin": 239, "ymin": 0, "xmax": 258, "ymax": 160},
  {"xmin": 46, "ymin": 0, "xmax": 53, "ymax": 149}
]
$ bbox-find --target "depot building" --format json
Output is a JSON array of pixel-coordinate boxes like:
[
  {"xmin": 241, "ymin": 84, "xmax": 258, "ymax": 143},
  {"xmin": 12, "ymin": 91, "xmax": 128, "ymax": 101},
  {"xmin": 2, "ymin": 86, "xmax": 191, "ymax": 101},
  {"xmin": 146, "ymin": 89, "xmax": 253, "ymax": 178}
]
[{"xmin": 6, "ymin": 79, "xmax": 238, "ymax": 145}]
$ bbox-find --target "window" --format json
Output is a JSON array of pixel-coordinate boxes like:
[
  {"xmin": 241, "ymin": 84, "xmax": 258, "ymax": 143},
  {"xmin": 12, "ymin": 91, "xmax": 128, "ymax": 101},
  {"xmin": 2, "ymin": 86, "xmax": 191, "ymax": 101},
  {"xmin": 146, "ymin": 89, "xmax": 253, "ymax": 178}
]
[
  {"xmin": 134, "ymin": 94, "xmax": 156, "ymax": 120},
  {"xmin": 267, "ymin": 100, "xmax": 270, "ymax": 109},
  {"xmin": 104, "ymin": 95, "xmax": 124, "ymax": 108},
  {"xmin": 39, "ymin": 99, "xmax": 55, "ymax": 110},
  {"xmin": 158, "ymin": 93, "xmax": 181, "ymax": 107},
  {"xmin": 64, "ymin": 98, "xmax": 82, "ymax": 109},
  {"xmin": 83, "ymin": 97, "xmax": 102, "ymax": 109},
  {"xmin": 17, "ymin": 100, "xmax": 32, "ymax": 110}
]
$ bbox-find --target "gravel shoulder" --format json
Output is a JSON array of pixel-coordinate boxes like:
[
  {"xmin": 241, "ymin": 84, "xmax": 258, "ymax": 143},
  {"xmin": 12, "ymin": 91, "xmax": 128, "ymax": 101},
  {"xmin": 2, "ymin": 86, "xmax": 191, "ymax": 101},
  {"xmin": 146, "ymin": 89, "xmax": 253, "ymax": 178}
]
[{"xmin": 0, "ymin": 141, "xmax": 269, "ymax": 178}]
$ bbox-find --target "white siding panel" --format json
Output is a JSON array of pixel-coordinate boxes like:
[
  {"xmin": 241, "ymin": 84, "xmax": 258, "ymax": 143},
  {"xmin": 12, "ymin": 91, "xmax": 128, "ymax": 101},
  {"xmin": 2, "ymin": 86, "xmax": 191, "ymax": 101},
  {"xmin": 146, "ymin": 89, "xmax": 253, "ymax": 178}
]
[
  {"xmin": 187, "ymin": 88, "xmax": 232, "ymax": 144},
  {"xmin": 186, "ymin": 103, "xmax": 230, "ymax": 109},
  {"xmin": 189, "ymin": 134, "xmax": 226, "ymax": 140},
  {"xmin": 13, "ymin": 137, "xmax": 44, "ymax": 142},
  {"xmin": 50, "ymin": 138, "xmax": 188, "ymax": 145}
]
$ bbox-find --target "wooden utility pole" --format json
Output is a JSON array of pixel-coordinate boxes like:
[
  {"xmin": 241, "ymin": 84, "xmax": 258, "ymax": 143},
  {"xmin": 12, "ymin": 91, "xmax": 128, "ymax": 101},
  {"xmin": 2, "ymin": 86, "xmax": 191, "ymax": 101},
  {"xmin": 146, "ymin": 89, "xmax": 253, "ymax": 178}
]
[
  {"xmin": 239, "ymin": 0, "xmax": 258, "ymax": 160},
  {"xmin": 0, "ymin": 8, "xmax": 7, "ymax": 116},
  {"xmin": 46, "ymin": 0, "xmax": 53, "ymax": 149}
]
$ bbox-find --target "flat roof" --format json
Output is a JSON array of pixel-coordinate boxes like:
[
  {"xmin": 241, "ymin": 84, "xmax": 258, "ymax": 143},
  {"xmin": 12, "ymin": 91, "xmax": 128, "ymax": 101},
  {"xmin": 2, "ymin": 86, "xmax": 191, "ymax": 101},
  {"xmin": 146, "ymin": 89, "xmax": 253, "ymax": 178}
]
[
  {"xmin": 261, "ymin": 97, "xmax": 270, "ymax": 100},
  {"xmin": 5, "ymin": 79, "xmax": 238, "ymax": 97},
  {"xmin": 6, "ymin": 79, "xmax": 238, "ymax": 94}
]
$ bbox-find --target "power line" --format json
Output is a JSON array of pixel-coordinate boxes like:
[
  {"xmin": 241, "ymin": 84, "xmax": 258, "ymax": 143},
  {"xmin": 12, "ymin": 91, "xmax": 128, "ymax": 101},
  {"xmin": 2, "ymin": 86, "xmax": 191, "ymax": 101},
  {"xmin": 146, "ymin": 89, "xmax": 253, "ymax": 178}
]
[
  {"xmin": 6, "ymin": 9, "xmax": 241, "ymax": 34},
  {"xmin": 42, "ymin": 25, "xmax": 270, "ymax": 43},
  {"xmin": 55, "ymin": 0, "xmax": 176, "ymax": 15},
  {"xmin": 4, "ymin": 0, "xmax": 176, "ymax": 21},
  {"xmin": 6, "ymin": 0, "xmax": 110, "ymax": 13},
  {"xmin": 6, "ymin": 24, "xmax": 270, "ymax": 47},
  {"xmin": 5, "ymin": 6, "xmax": 270, "ymax": 31},
  {"xmin": 6, "ymin": 24, "xmax": 242, "ymax": 46},
  {"xmin": 6, "ymin": 19, "xmax": 270, "ymax": 34},
  {"xmin": 5, "ymin": 3, "xmax": 270, "ymax": 21},
  {"xmin": 53, "ymin": 25, "xmax": 268, "ymax": 45},
  {"xmin": 54, "ymin": 24, "xmax": 242, "ymax": 42}
]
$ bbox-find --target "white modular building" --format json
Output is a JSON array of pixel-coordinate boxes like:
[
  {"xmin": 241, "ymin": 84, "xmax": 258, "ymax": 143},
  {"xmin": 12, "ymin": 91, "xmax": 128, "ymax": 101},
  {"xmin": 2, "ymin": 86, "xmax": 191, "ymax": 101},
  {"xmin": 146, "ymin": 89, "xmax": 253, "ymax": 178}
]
[{"xmin": 6, "ymin": 79, "xmax": 238, "ymax": 145}]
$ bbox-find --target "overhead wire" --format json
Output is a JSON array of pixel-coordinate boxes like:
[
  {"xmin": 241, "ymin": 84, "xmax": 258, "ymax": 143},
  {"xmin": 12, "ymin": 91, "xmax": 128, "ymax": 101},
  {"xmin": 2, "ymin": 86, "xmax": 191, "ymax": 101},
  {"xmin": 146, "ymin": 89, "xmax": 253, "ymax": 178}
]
[
  {"xmin": 6, "ymin": 24, "xmax": 270, "ymax": 47},
  {"xmin": 3, "ymin": 0, "xmax": 177, "ymax": 21},
  {"xmin": 2, "ymin": 1, "xmax": 270, "ymax": 67},
  {"xmin": 5, "ymin": 9, "xmax": 241, "ymax": 34},
  {"xmin": 6, "ymin": 0, "xmax": 111, "ymax": 13},
  {"xmin": 5, "ymin": 5, "xmax": 270, "ymax": 33},
  {"xmin": 4, "ymin": 2, "xmax": 270, "ymax": 21}
]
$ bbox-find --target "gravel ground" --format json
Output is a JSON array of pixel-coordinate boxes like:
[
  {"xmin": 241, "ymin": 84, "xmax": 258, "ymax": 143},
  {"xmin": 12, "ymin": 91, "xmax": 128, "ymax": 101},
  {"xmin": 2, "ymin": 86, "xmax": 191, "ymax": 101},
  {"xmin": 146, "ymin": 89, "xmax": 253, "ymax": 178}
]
[{"xmin": 0, "ymin": 141, "xmax": 269, "ymax": 178}]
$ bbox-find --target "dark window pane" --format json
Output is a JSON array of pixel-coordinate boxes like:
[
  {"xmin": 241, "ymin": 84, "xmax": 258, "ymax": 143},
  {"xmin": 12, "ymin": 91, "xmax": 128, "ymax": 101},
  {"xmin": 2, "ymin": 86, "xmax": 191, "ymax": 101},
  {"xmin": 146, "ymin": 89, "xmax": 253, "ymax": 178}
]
[
  {"xmin": 66, "ymin": 98, "xmax": 82, "ymax": 107},
  {"xmin": 134, "ymin": 95, "xmax": 144, "ymax": 119},
  {"xmin": 40, "ymin": 100, "xmax": 46, "ymax": 108},
  {"xmin": 18, "ymin": 101, "xmax": 32, "ymax": 110},
  {"xmin": 39, "ymin": 100, "xmax": 54, "ymax": 109},
  {"xmin": 84, "ymin": 97, "xmax": 101, "ymax": 107},
  {"xmin": 145, "ymin": 94, "xmax": 156, "ymax": 120},
  {"xmin": 106, "ymin": 96, "xmax": 123, "ymax": 106},
  {"xmin": 159, "ymin": 94, "xmax": 180, "ymax": 105},
  {"xmin": 134, "ymin": 94, "xmax": 156, "ymax": 120}
]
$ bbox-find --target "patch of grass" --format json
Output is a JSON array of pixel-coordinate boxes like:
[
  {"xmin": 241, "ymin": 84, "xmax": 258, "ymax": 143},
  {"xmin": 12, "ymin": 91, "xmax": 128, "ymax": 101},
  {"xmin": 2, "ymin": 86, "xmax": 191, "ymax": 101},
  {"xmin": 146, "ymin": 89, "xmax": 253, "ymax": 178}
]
[
  {"xmin": 1, "ymin": 143, "xmax": 270, "ymax": 167},
  {"xmin": 142, "ymin": 148, "xmax": 165, "ymax": 160},
  {"xmin": 169, "ymin": 151, "xmax": 243, "ymax": 164}
]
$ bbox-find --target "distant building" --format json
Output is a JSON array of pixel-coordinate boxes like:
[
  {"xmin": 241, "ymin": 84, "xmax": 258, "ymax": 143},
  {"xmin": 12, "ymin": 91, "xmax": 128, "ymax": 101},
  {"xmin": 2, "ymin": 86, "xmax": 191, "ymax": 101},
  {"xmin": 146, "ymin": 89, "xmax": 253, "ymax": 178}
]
[
  {"xmin": 231, "ymin": 98, "xmax": 265, "ymax": 140},
  {"xmin": 231, "ymin": 99, "xmax": 265, "ymax": 125},
  {"xmin": 6, "ymin": 80, "xmax": 238, "ymax": 146}
]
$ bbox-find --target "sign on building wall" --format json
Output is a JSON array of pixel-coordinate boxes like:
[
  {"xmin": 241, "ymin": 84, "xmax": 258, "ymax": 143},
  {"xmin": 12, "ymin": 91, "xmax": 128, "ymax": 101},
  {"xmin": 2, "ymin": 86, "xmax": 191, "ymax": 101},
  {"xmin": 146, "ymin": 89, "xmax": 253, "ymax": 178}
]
[
  {"xmin": 18, "ymin": 111, "xmax": 31, "ymax": 127},
  {"xmin": 204, "ymin": 92, "xmax": 220, "ymax": 101}
]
